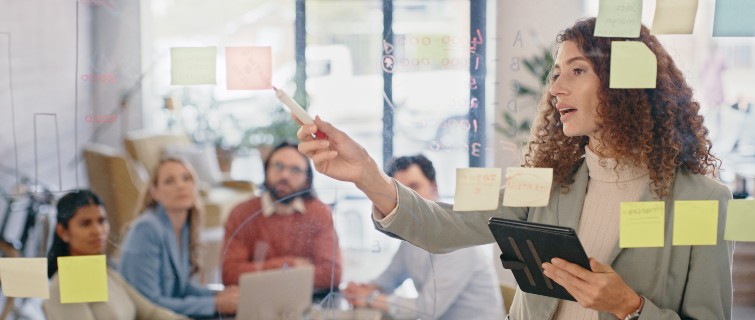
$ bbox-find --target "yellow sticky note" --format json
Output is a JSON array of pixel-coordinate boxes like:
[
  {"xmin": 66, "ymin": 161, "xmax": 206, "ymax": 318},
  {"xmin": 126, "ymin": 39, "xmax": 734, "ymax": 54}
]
[
  {"xmin": 171, "ymin": 47, "xmax": 217, "ymax": 85},
  {"xmin": 609, "ymin": 42, "xmax": 657, "ymax": 89},
  {"xmin": 651, "ymin": 0, "xmax": 699, "ymax": 35},
  {"xmin": 594, "ymin": 0, "xmax": 643, "ymax": 38},
  {"xmin": 724, "ymin": 199, "xmax": 755, "ymax": 241},
  {"xmin": 453, "ymin": 168, "xmax": 502, "ymax": 211},
  {"xmin": 58, "ymin": 255, "xmax": 108, "ymax": 303},
  {"xmin": 0, "ymin": 258, "xmax": 49, "ymax": 298},
  {"xmin": 673, "ymin": 200, "xmax": 718, "ymax": 246},
  {"xmin": 502, "ymin": 167, "xmax": 553, "ymax": 207},
  {"xmin": 225, "ymin": 47, "xmax": 273, "ymax": 90},
  {"xmin": 620, "ymin": 202, "xmax": 665, "ymax": 248}
]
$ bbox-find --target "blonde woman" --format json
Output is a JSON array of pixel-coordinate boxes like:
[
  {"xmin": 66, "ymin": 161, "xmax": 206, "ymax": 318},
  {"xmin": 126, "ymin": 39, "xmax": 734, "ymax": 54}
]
[{"xmin": 119, "ymin": 157, "xmax": 238, "ymax": 318}]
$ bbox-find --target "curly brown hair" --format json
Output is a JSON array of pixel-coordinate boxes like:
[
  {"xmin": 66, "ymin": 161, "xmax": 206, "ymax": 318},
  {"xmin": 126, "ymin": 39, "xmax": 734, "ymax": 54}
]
[{"xmin": 523, "ymin": 17, "xmax": 720, "ymax": 199}]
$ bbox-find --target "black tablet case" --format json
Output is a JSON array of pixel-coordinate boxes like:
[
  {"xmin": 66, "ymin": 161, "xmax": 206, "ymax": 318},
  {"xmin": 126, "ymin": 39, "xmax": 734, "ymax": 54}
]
[{"xmin": 488, "ymin": 217, "xmax": 591, "ymax": 301}]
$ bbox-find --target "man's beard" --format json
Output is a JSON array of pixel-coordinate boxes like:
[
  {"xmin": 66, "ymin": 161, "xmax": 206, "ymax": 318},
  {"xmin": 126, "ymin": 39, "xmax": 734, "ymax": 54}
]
[{"xmin": 265, "ymin": 180, "xmax": 307, "ymax": 204}]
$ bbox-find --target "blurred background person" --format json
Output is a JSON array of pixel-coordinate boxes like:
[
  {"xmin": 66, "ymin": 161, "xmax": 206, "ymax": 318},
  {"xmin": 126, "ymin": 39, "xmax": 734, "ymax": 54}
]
[
  {"xmin": 44, "ymin": 189, "xmax": 187, "ymax": 320},
  {"xmin": 222, "ymin": 141, "xmax": 342, "ymax": 301},
  {"xmin": 119, "ymin": 157, "xmax": 238, "ymax": 318},
  {"xmin": 344, "ymin": 155, "xmax": 504, "ymax": 320}
]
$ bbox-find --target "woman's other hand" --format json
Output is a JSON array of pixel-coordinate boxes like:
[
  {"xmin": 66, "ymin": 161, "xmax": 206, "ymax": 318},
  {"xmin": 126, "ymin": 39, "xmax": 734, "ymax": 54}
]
[{"xmin": 542, "ymin": 257, "xmax": 643, "ymax": 319}]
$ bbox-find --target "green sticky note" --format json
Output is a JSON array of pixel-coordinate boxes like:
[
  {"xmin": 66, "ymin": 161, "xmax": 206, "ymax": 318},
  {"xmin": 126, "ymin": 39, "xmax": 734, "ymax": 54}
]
[
  {"xmin": 620, "ymin": 202, "xmax": 665, "ymax": 248},
  {"xmin": 673, "ymin": 200, "xmax": 719, "ymax": 246},
  {"xmin": 713, "ymin": 0, "xmax": 755, "ymax": 37},
  {"xmin": 594, "ymin": 0, "xmax": 643, "ymax": 38},
  {"xmin": 58, "ymin": 255, "xmax": 108, "ymax": 303},
  {"xmin": 0, "ymin": 258, "xmax": 49, "ymax": 298},
  {"xmin": 171, "ymin": 47, "xmax": 217, "ymax": 85},
  {"xmin": 651, "ymin": 0, "xmax": 699, "ymax": 35},
  {"xmin": 724, "ymin": 199, "xmax": 755, "ymax": 241},
  {"xmin": 609, "ymin": 41, "xmax": 657, "ymax": 89},
  {"xmin": 454, "ymin": 168, "xmax": 502, "ymax": 211}
]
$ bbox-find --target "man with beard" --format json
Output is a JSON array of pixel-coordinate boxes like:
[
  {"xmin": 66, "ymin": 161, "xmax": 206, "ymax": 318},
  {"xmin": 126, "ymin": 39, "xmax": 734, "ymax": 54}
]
[{"xmin": 221, "ymin": 141, "xmax": 342, "ymax": 297}]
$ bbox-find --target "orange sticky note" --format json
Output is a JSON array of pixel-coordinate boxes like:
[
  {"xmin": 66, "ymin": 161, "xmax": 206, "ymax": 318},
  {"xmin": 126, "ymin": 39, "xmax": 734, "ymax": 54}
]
[
  {"xmin": 650, "ymin": 0, "xmax": 699, "ymax": 35},
  {"xmin": 58, "ymin": 255, "xmax": 108, "ymax": 303},
  {"xmin": 225, "ymin": 47, "xmax": 273, "ymax": 90},
  {"xmin": 673, "ymin": 200, "xmax": 719, "ymax": 246},
  {"xmin": 502, "ymin": 167, "xmax": 553, "ymax": 207},
  {"xmin": 454, "ymin": 168, "xmax": 502, "ymax": 211},
  {"xmin": 0, "ymin": 258, "xmax": 49, "ymax": 298}
]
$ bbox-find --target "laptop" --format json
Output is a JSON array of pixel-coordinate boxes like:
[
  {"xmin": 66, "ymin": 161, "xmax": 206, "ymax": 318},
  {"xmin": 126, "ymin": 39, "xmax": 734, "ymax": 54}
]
[{"xmin": 236, "ymin": 265, "xmax": 315, "ymax": 320}]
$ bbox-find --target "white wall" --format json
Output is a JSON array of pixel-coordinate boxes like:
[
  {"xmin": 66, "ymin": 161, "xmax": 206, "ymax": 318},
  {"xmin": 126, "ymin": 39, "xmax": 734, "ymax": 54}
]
[{"xmin": 0, "ymin": 0, "xmax": 94, "ymax": 193}]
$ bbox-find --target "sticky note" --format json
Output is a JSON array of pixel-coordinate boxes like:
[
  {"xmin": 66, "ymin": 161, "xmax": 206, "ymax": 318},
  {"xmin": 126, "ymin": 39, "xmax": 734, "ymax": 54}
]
[
  {"xmin": 713, "ymin": 0, "xmax": 755, "ymax": 37},
  {"xmin": 58, "ymin": 255, "xmax": 108, "ymax": 303},
  {"xmin": 502, "ymin": 167, "xmax": 553, "ymax": 207},
  {"xmin": 453, "ymin": 168, "xmax": 502, "ymax": 211},
  {"xmin": 724, "ymin": 199, "xmax": 755, "ymax": 241},
  {"xmin": 672, "ymin": 200, "xmax": 718, "ymax": 246},
  {"xmin": 226, "ymin": 47, "xmax": 273, "ymax": 90},
  {"xmin": 0, "ymin": 258, "xmax": 49, "ymax": 298},
  {"xmin": 609, "ymin": 41, "xmax": 657, "ymax": 89},
  {"xmin": 651, "ymin": 0, "xmax": 699, "ymax": 35},
  {"xmin": 620, "ymin": 202, "xmax": 665, "ymax": 248},
  {"xmin": 594, "ymin": 0, "xmax": 643, "ymax": 38},
  {"xmin": 171, "ymin": 47, "xmax": 217, "ymax": 85}
]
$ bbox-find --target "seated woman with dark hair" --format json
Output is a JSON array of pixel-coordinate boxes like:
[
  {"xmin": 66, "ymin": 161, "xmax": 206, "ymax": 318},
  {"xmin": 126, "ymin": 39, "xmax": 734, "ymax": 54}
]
[{"xmin": 44, "ymin": 189, "xmax": 187, "ymax": 320}]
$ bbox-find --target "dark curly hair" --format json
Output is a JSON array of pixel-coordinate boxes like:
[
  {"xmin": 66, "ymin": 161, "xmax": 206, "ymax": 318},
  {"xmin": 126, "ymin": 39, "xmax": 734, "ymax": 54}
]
[{"xmin": 523, "ymin": 17, "xmax": 720, "ymax": 199}]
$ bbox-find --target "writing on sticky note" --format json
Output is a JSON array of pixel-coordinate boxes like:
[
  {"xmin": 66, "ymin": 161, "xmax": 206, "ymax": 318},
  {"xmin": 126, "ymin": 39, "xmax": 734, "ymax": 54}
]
[
  {"xmin": 58, "ymin": 255, "xmax": 108, "ymax": 303},
  {"xmin": 171, "ymin": 47, "xmax": 217, "ymax": 85},
  {"xmin": 453, "ymin": 168, "xmax": 502, "ymax": 211},
  {"xmin": 0, "ymin": 258, "xmax": 49, "ymax": 298},
  {"xmin": 226, "ymin": 47, "xmax": 272, "ymax": 90},
  {"xmin": 594, "ymin": 0, "xmax": 642, "ymax": 38},
  {"xmin": 502, "ymin": 167, "xmax": 553, "ymax": 207},
  {"xmin": 610, "ymin": 42, "xmax": 657, "ymax": 89},
  {"xmin": 724, "ymin": 199, "xmax": 755, "ymax": 241},
  {"xmin": 673, "ymin": 200, "xmax": 718, "ymax": 246},
  {"xmin": 620, "ymin": 202, "xmax": 665, "ymax": 248},
  {"xmin": 651, "ymin": 0, "xmax": 699, "ymax": 35},
  {"xmin": 713, "ymin": 0, "xmax": 755, "ymax": 37}
]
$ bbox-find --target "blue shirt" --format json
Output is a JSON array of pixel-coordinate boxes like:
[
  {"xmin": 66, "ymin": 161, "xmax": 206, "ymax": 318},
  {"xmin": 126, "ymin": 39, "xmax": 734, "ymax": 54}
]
[
  {"xmin": 371, "ymin": 242, "xmax": 505, "ymax": 320},
  {"xmin": 119, "ymin": 206, "xmax": 216, "ymax": 317}
]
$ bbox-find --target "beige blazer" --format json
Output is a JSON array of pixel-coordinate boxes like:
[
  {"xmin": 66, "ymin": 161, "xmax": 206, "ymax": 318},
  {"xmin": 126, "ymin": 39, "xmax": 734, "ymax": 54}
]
[{"xmin": 376, "ymin": 162, "xmax": 733, "ymax": 320}]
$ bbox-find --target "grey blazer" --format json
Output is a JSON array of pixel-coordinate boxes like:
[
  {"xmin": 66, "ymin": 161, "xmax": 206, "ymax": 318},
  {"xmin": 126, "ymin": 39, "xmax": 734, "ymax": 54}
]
[{"xmin": 375, "ymin": 162, "xmax": 733, "ymax": 320}]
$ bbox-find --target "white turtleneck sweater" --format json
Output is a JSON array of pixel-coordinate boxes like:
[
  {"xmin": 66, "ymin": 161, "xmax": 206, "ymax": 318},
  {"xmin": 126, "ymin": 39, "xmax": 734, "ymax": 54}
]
[{"xmin": 552, "ymin": 147, "xmax": 649, "ymax": 320}]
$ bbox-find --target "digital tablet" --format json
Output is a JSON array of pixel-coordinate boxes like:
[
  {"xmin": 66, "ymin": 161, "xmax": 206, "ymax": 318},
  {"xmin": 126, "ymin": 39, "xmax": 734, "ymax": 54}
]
[{"xmin": 488, "ymin": 217, "xmax": 591, "ymax": 301}]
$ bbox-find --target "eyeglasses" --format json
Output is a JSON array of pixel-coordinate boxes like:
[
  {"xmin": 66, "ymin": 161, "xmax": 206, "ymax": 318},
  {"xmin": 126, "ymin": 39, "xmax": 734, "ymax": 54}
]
[{"xmin": 271, "ymin": 162, "xmax": 306, "ymax": 176}]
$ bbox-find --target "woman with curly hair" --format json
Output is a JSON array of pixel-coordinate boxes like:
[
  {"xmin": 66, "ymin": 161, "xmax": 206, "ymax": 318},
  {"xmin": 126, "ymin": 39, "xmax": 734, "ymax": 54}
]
[{"xmin": 296, "ymin": 17, "xmax": 732, "ymax": 320}]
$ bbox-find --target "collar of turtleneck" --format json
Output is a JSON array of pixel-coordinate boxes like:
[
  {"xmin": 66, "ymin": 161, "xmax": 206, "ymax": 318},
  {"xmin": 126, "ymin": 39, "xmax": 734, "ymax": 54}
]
[{"xmin": 584, "ymin": 146, "xmax": 648, "ymax": 183}]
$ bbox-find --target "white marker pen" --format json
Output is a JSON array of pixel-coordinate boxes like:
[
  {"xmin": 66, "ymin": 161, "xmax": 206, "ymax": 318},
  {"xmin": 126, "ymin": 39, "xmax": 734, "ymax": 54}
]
[{"xmin": 273, "ymin": 86, "xmax": 326, "ymax": 139}]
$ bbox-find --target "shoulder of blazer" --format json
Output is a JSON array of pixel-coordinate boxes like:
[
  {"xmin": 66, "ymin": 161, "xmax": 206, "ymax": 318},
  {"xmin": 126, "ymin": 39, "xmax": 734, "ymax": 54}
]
[
  {"xmin": 672, "ymin": 169, "xmax": 731, "ymax": 200},
  {"xmin": 127, "ymin": 209, "xmax": 168, "ymax": 242}
]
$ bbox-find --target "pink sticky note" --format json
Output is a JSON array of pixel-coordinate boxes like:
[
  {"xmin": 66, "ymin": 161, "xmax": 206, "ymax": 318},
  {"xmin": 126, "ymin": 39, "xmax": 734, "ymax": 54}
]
[{"xmin": 226, "ymin": 47, "xmax": 273, "ymax": 90}]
